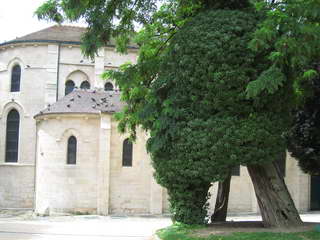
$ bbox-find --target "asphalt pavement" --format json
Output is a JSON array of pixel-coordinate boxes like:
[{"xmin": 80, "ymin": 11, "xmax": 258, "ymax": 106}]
[{"xmin": 0, "ymin": 211, "xmax": 171, "ymax": 240}]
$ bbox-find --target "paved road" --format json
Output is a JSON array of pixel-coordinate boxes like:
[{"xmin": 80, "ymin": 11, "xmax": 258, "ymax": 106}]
[{"xmin": 0, "ymin": 211, "xmax": 319, "ymax": 240}]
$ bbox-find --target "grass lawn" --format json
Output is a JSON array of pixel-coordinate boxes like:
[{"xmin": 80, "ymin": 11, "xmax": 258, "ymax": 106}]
[{"xmin": 157, "ymin": 223, "xmax": 320, "ymax": 240}]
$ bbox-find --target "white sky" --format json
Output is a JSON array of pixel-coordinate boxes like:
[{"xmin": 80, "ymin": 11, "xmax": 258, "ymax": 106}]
[{"xmin": 0, "ymin": 0, "xmax": 86, "ymax": 43}]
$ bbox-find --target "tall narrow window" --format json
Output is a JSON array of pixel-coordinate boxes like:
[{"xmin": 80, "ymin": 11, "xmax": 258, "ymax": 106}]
[
  {"xmin": 11, "ymin": 65, "xmax": 21, "ymax": 92},
  {"xmin": 67, "ymin": 136, "xmax": 77, "ymax": 164},
  {"xmin": 5, "ymin": 109, "xmax": 20, "ymax": 162},
  {"xmin": 122, "ymin": 138, "xmax": 133, "ymax": 167},
  {"xmin": 65, "ymin": 80, "xmax": 75, "ymax": 95},
  {"xmin": 104, "ymin": 82, "xmax": 114, "ymax": 91},
  {"xmin": 80, "ymin": 81, "xmax": 90, "ymax": 90}
]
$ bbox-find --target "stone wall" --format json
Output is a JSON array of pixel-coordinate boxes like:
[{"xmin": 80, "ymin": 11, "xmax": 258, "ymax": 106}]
[
  {"xmin": 0, "ymin": 44, "xmax": 48, "ymax": 208},
  {"xmin": 109, "ymin": 120, "xmax": 154, "ymax": 214},
  {"xmin": 35, "ymin": 114, "xmax": 100, "ymax": 214},
  {"xmin": 0, "ymin": 42, "xmax": 138, "ymax": 210},
  {"xmin": 34, "ymin": 113, "xmax": 165, "ymax": 215},
  {"xmin": 0, "ymin": 165, "xmax": 34, "ymax": 208}
]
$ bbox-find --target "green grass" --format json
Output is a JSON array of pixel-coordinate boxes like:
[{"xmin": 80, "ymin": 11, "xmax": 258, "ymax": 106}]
[
  {"xmin": 156, "ymin": 223, "xmax": 320, "ymax": 240},
  {"xmin": 157, "ymin": 223, "xmax": 204, "ymax": 240}
]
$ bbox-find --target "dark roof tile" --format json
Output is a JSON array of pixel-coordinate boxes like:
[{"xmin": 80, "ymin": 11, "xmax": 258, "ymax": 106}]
[
  {"xmin": 15, "ymin": 25, "xmax": 86, "ymax": 43},
  {"xmin": 35, "ymin": 89, "xmax": 124, "ymax": 117},
  {"xmin": 1, "ymin": 25, "xmax": 138, "ymax": 48}
]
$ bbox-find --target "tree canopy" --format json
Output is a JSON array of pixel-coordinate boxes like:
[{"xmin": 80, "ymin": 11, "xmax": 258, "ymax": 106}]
[
  {"xmin": 248, "ymin": 0, "xmax": 320, "ymax": 176},
  {"xmin": 36, "ymin": 0, "xmax": 254, "ymax": 56},
  {"xmin": 139, "ymin": 7, "xmax": 296, "ymax": 223},
  {"xmin": 247, "ymin": 0, "xmax": 320, "ymax": 100}
]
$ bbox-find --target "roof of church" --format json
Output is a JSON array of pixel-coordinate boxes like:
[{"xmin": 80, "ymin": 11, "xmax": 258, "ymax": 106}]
[
  {"xmin": 0, "ymin": 25, "xmax": 137, "ymax": 48},
  {"xmin": 35, "ymin": 89, "xmax": 124, "ymax": 118},
  {"xmin": 14, "ymin": 25, "xmax": 86, "ymax": 43},
  {"xmin": 0, "ymin": 25, "xmax": 85, "ymax": 46}
]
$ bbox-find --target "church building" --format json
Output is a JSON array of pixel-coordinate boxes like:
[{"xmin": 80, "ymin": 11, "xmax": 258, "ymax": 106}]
[{"xmin": 0, "ymin": 25, "xmax": 318, "ymax": 216}]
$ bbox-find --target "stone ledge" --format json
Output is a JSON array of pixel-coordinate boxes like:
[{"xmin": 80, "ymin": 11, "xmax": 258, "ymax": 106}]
[{"xmin": 0, "ymin": 163, "xmax": 34, "ymax": 167}]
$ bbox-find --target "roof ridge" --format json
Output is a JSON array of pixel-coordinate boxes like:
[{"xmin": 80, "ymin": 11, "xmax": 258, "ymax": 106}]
[
  {"xmin": 3, "ymin": 24, "xmax": 88, "ymax": 44},
  {"xmin": 14, "ymin": 24, "xmax": 57, "ymax": 40},
  {"xmin": 56, "ymin": 25, "xmax": 87, "ymax": 29},
  {"xmin": 1, "ymin": 25, "xmax": 139, "ymax": 48}
]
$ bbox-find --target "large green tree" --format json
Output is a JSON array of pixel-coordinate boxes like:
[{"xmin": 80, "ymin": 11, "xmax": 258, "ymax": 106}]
[
  {"xmin": 139, "ymin": 5, "xmax": 301, "ymax": 227},
  {"xmin": 244, "ymin": 0, "xmax": 320, "ymax": 225},
  {"xmin": 248, "ymin": 0, "xmax": 320, "ymax": 176},
  {"xmin": 36, "ymin": 0, "xmax": 310, "ymax": 227}
]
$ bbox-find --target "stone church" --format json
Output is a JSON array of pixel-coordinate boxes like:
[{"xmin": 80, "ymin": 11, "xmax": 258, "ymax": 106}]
[{"xmin": 0, "ymin": 25, "xmax": 319, "ymax": 216}]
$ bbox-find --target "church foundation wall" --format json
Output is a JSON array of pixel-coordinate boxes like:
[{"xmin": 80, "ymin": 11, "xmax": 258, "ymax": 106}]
[{"xmin": 0, "ymin": 165, "xmax": 34, "ymax": 208}]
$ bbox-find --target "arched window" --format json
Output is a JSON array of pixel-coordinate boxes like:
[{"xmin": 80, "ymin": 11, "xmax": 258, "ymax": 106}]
[
  {"xmin": 67, "ymin": 136, "xmax": 77, "ymax": 164},
  {"xmin": 5, "ymin": 109, "xmax": 20, "ymax": 162},
  {"xmin": 80, "ymin": 81, "xmax": 90, "ymax": 90},
  {"xmin": 104, "ymin": 82, "xmax": 114, "ymax": 91},
  {"xmin": 11, "ymin": 65, "xmax": 21, "ymax": 92},
  {"xmin": 122, "ymin": 139, "xmax": 133, "ymax": 167},
  {"xmin": 65, "ymin": 80, "xmax": 75, "ymax": 95}
]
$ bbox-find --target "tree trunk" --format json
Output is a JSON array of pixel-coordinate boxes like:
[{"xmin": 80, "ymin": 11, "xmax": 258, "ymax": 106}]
[
  {"xmin": 247, "ymin": 162, "xmax": 302, "ymax": 228},
  {"xmin": 211, "ymin": 173, "xmax": 231, "ymax": 222}
]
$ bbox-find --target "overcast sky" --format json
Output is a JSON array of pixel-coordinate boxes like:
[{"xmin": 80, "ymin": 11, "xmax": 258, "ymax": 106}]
[{"xmin": 0, "ymin": 0, "xmax": 86, "ymax": 43}]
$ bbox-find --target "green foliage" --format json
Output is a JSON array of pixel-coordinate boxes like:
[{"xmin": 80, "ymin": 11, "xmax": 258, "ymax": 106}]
[
  {"xmin": 250, "ymin": 0, "xmax": 320, "ymax": 103},
  {"xmin": 246, "ymin": 65, "xmax": 286, "ymax": 98},
  {"xmin": 167, "ymin": 182, "xmax": 212, "ymax": 224},
  {"xmin": 157, "ymin": 223, "xmax": 205, "ymax": 240},
  {"xmin": 251, "ymin": 0, "xmax": 320, "ymax": 176},
  {"xmin": 35, "ymin": 0, "xmax": 63, "ymax": 23},
  {"xmin": 287, "ymin": 77, "xmax": 320, "ymax": 176},
  {"xmin": 36, "ymin": 0, "xmax": 160, "ymax": 57},
  {"xmin": 147, "ymin": 9, "xmax": 258, "ymax": 223},
  {"xmin": 104, "ymin": 1, "xmax": 204, "ymax": 138},
  {"xmin": 36, "ymin": 0, "xmax": 254, "ymax": 57},
  {"xmin": 201, "ymin": 0, "xmax": 251, "ymax": 10},
  {"xmin": 303, "ymin": 70, "xmax": 318, "ymax": 81}
]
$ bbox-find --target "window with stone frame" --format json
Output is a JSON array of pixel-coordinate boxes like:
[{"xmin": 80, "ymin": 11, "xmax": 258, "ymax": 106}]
[
  {"xmin": 80, "ymin": 80, "xmax": 90, "ymax": 90},
  {"xmin": 104, "ymin": 82, "xmax": 114, "ymax": 91},
  {"xmin": 65, "ymin": 80, "xmax": 75, "ymax": 95},
  {"xmin": 11, "ymin": 65, "xmax": 21, "ymax": 92},
  {"xmin": 5, "ymin": 109, "xmax": 20, "ymax": 162},
  {"xmin": 122, "ymin": 138, "xmax": 133, "ymax": 167},
  {"xmin": 67, "ymin": 136, "xmax": 77, "ymax": 164}
]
